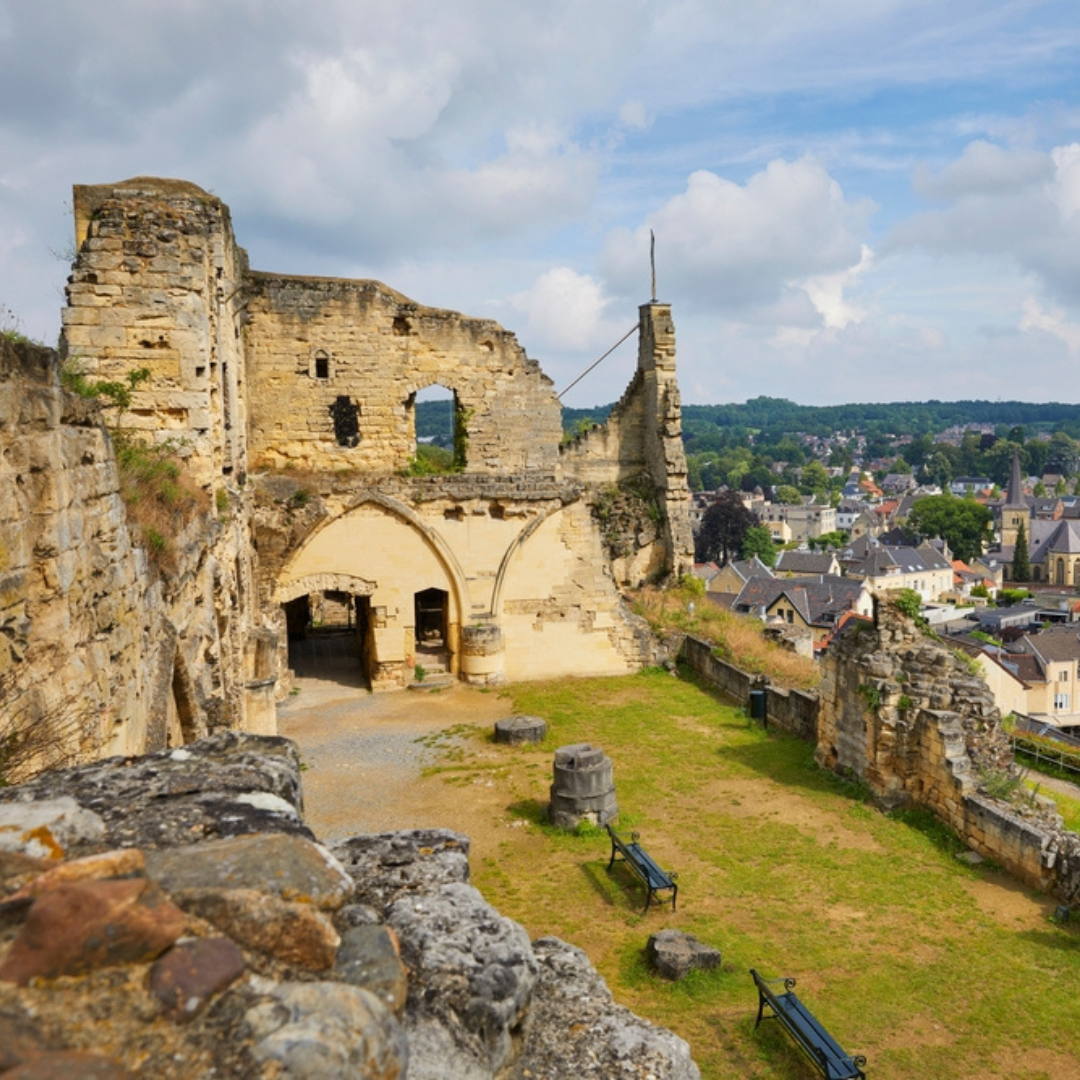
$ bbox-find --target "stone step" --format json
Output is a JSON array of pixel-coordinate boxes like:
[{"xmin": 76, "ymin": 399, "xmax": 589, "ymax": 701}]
[{"xmin": 408, "ymin": 672, "xmax": 455, "ymax": 691}]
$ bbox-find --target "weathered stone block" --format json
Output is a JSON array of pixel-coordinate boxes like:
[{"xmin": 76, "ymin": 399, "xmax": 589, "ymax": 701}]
[{"xmin": 494, "ymin": 715, "xmax": 547, "ymax": 745}]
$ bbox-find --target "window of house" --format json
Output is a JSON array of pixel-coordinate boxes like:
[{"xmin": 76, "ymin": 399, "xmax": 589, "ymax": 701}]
[{"xmin": 1055, "ymin": 692, "xmax": 1070, "ymax": 711}]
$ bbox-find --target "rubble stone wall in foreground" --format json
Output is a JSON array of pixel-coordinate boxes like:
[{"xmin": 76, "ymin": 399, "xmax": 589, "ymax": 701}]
[{"xmin": 0, "ymin": 733, "xmax": 700, "ymax": 1079}]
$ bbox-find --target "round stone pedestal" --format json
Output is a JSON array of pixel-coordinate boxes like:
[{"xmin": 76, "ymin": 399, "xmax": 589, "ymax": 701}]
[
  {"xmin": 459, "ymin": 624, "xmax": 505, "ymax": 685},
  {"xmin": 549, "ymin": 743, "xmax": 617, "ymax": 829},
  {"xmin": 494, "ymin": 716, "xmax": 547, "ymax": 745}
]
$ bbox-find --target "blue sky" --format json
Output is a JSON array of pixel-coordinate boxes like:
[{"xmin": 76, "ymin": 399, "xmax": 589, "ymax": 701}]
[{"xmin": 2, "ymin": 1, "xmax": 1080, "ymax": 407}]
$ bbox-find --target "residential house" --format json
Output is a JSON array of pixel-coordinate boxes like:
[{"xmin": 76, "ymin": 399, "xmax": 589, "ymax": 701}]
[
  {"xmin": 949, "ymin": 559, "xmax": 996, "ymax": 600},
  {"xmin": 708, "ymin": 556, "xmax": 774, "ymax": 595},
  {"xmin": 952, "ymin": 640, "xmax": 1031, "ymax": 720},
  {"xmin": 733, "ymin": 574, "xmax": 872, "ymax": 651},
  {"xmin": 881, "ymin": 473, "xmax": 916, "ymax": 494},
  {"xmin": 1008, "ymin": 625, "xmax": 1080, "ymax": 730},
  {"xmin": 951, "ymin": 477, "xmax": 993, "ymax": 496},
  {"xmin": 775, "ymin": 550, "xmax": 841, "ymax": 577},
  {"xmin": 760, "ymin": 500, "xmax": 837, "ymax": 544},
  {"xmin": 836, "ymin": 497, "xmax": 870, "ymax": 532},
  {"xmin": 843, "ymin": 538, "xmax": 953, "ymax": 603},
  {"xmin": 691, "ymin": 561, "xmax": 722, "ymax": 589}
]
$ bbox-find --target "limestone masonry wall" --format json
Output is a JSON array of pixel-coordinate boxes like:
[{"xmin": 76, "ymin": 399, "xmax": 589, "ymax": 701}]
[
  {"xmin": 55, "ymin": 176, "xmax": 691, "ymax": 696},
  {"xmin": 818, "ymin": 601, "xmax": 1080, "ymax": 903},
  {"xmin": 0, "ymin": 336, "xmax": 268, "ymax": 775},
  {"xmin": 244, "ymin": 273, "xmax": 563, "ymax": 475},
  {"xmin": 682, "ymin": 610, "xmax": 1080, "ymax": 906}
]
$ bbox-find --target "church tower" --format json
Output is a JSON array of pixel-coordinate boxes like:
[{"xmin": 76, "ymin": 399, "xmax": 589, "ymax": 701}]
[{"xmin": 1000, "ymin": 449, "xmax": 1030, "ymax": 549}]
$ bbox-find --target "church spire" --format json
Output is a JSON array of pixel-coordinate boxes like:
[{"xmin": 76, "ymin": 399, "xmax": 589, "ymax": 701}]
[{"xmin": 1006, "ymin": 449, "xmax": 1025, "ymax": 508}]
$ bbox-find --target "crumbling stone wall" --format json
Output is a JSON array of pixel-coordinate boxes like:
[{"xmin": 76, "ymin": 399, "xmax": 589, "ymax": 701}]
[
  {"xmin": 0, "ymin": 733, "xmax": 700, "ymax": 1079},
  {"xmin": 65, "ymin": 178, "xmax": 248, "ymax": 489},
  {"xmin": 244, "ymin": 274, "xmax": 563, "ymax": 474},
  {"xmin": 58, "ymin": 177, "xmax": 692, "ymax": 695},
  {"xmin": 254, "ymin": 471, "xmax": 659, "ymax": 690},
  {"xmin": 560, "ymin": 304, "xmax": 694, "ymax": 581},
  {"xmin": 0, "ymin": 336, "xmax": 269, "ymax": 773},
  {"xmin": 819, "ymin": 600, "xmax": 1080, "ymax": 902}
]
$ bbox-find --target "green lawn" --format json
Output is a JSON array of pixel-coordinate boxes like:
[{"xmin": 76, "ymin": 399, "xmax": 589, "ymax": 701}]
[{"xmin": 431, "ymin": 669, "xmax": 1080, "ymax": 1079}]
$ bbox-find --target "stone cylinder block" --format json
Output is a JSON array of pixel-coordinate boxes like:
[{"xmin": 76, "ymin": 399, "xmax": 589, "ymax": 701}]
[
  {"xmin": 549, "ymin": 743, "xmax": 618, "ymax": 829},
  {"xmin": 459, "ymin": 624, "xmax": 505, "ymax": 685},
  {"xmin": 494, "ymin": 716, "xmax": 547, "ymax": 745}
]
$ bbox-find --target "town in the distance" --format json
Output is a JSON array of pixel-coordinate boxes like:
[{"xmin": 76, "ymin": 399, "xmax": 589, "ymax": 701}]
[{"xmin": 568, "ymin": 395, "xmax": 1080, "ymax": 738}]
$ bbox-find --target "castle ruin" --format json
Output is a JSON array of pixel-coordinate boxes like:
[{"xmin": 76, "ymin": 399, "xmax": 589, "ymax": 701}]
[{"xmin": 2, "ymin": 176, "xmax": 692, "ymax": 763}]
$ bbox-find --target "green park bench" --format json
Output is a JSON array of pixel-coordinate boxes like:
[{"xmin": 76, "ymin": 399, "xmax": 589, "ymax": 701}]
[
  {"xmin": 750, "ymin": 969, "xmax": 867, "ymax": 1079},
  {"xmin": 605, "ymin": 824, "xmax": 678, "ymax": 912}
]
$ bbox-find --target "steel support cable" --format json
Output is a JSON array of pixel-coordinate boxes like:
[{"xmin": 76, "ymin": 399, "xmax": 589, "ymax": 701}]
[{"xmin": 555, "ymin": 321, "xmax": 640, "ymax": 401}]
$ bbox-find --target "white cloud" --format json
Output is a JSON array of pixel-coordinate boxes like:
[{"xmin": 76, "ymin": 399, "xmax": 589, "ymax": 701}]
[
  {"xmin": 799, "ymin": 244, "xmax": 874, "ymax": 329},
  {"xmin": 893, "ymin": 141, "xmax": 1080, "ymax": 304},
  {"xmin": 602, "ymin": 157, "xmax": 874, "ymax": 319},
  {"xmin": 1019, "ymin": 296, "xmax": 1080, "ymax": 353},
  {"xmin": 503, "ymin": 268, "xmax": 620, "ymax": 354},
  {"xmin": 913, "ymin": 140, "xmax": 1052, "ymax": 201}
]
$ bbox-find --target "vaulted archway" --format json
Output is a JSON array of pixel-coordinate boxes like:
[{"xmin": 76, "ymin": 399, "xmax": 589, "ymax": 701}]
[{"xmin": 275, "ymin": 495, "xmax": 469, "ymax": 690}]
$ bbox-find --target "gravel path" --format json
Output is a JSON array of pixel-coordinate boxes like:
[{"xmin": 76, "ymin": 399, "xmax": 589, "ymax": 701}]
[{"xmin": 276, "ymin": 668, "xmax": 510, "ymax": 842}]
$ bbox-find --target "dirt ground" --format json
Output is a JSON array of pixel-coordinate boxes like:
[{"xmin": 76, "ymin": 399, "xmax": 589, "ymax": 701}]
[{"xmin": 276, "ymin": 670, "xmax": 517, "ymax": 858}]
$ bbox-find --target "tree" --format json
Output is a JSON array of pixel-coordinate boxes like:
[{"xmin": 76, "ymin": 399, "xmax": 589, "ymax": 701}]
[
  {"xmin": 800, "ymin": 460, "xmax": 830, "ymax": 495},
  {"xmin": 695, "ymin": 490, "xmax": 754, "ymax": 565},
  {"xmin": 906, "ymin": 493, "xmax": 992, "ymax": 563},
  {"xmin": 774, "ymin": 484, "xmax": 802, "ymax": 505},
  {"xmin": 1012, "ymin": 518, "xmax": 1030, "ymax": 583},
  {"xmin": 740, "ymin": 525, "xmax": 776, "ymax": 567}
]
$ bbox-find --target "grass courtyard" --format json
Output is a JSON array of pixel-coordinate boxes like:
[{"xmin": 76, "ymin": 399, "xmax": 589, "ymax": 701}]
[{"xmin": 423, "ymin": 668, "xmax": 1080, "ymax": 1080}]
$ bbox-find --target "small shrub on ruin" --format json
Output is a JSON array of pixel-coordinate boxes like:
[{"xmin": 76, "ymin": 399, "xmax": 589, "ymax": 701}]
[
  {"xmin": 977, "ymin": 763, "xmax": 1025, "ymax": 802},
  {"xmin": 61, "ymin": 360, "xmax": 150, "ymax": 417},
  {"xmin": 892, "ymin": 588, "xmax": 923, "ymax": 622},
  {"xmin": 858, "ymin": 682, "xmax": 882, "ymax": 710},
  {"xmin": 113, "ymin": 433, "xmax": 209, "ymax": 573}
]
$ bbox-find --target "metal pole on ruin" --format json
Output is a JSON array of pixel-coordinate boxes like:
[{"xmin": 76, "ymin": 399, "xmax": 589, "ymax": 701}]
[{"xmin": 650, "ymin": 229, "xmax": 657, "ymax": 303}]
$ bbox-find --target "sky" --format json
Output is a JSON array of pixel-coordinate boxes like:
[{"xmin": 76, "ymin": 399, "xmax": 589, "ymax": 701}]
[{"xmin": 2, "ymin": 2, "xmax": 1080, "ymax": 408}]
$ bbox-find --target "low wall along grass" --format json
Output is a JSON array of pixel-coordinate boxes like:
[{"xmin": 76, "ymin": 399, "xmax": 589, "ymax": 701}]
[{"xmin": 429, "ymin": 669, "xmax": 1080, "ymax": 1079}]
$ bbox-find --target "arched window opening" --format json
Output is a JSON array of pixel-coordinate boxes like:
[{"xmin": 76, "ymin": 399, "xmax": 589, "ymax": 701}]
[{"xmin": 408, "ymin": 382, "xmax": 467, "ymax": 472}]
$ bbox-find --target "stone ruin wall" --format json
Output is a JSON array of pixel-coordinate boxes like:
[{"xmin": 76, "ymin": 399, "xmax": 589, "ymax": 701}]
[
  {"xmin": 253, "ymin": 471, "xmax": 660, "ymax": 691},
  {"xmin": 244, "ymin": 273, "xmax": 564, "ymax": 475},
  {"xmin": 0, "ymin": 336, "xmax": 272, "ymax": 778},
  {"xmin": 65, "ymin": 178, "xmax": 248, "ymax": 489},
  {"xmin": 818, "ymin": 600, "xmax": 1080, "ymax": 904},
  {"xmin": 0, "ymin": 732, "xmax": 701, "ymax": 1079},
  {"xmin": 46, "ymin": 175, "xmax": 692, "ymax": 717},
  {"xmin": 559, "ymin": 303, "xmax": 693, "ymax": 583},
  {"xmin": 680, "ymin": 605, "xmax": 1080, "ymax": 906}
]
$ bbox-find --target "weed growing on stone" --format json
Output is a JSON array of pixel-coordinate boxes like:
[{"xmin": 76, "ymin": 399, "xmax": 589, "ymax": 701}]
[
  {"xmin": 0, "ymin": 305, "xmax": 38, "ymax": 347},
  {"xmin": 113, "ymin": 434, "xmax": 209, "ymax": 573}
]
